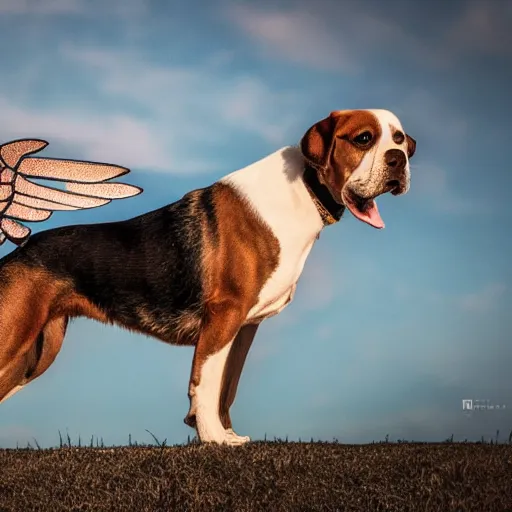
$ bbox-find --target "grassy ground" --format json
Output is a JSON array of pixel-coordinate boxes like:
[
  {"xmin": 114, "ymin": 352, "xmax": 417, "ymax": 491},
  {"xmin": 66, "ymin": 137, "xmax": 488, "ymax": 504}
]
[{"xmin": 0, "ymin": 438, "xmax": 511, "ymax": 512}]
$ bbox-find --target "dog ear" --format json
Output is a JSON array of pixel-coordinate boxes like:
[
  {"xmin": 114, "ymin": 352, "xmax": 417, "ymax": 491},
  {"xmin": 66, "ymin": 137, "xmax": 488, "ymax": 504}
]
[
  {"xmin": 405, "ymin": 134, "xmax": 416, "ymax": 159},
  {"xmin": 300, "ymin": 113, "xmax": 339, "ymax": 171}
]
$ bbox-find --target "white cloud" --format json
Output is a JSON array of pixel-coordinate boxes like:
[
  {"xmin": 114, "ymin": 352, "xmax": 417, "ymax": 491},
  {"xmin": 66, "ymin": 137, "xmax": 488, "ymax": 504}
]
[
  {"xmin": 224, "ymin": 1, "xmax": 447, "ymax": 73},
  {"xmin": 61, "ymin": 45, "xmax": 301, "ymax": 161},
  {"xmin": 220, "ymin": 77, "xmax": 301, "ymax": 144},
  {"xmin": 60, "ymin": 44, "xmax": 301, "ymax": 147},
  {"xmin": 224, "ymin": 0, "xmax": 512, "ymax": 74},
  {"xmin": 225, "ymin": 5, "xmax": 357, "ymax": 73},
  {"xmin": 0, "ymin": 97, "xmax": 173, "ymax": 172},
  {"xmin": 0, "ymin": 44, "xmax": 304, "ymax": 174}
]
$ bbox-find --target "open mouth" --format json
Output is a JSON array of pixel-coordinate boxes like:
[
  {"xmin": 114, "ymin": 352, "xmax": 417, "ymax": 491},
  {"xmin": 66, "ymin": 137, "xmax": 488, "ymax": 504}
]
[
  {"xmin": 342, "ymin": 189, "xmax": 384, "ymax": 229},
  {"xmin": 341, "ymin": 180, "xmax": 403, "ymax": 230}
]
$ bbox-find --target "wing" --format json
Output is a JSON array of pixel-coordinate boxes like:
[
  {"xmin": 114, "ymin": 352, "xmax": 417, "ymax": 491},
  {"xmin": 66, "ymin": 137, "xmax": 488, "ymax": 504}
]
[{"xmin": 0, "ymin": 139, "xmax": 143, "ymax": 247}]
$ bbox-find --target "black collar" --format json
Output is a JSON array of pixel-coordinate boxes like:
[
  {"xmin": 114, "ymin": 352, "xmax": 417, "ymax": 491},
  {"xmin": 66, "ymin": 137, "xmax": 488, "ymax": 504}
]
[{"xmin": 302, "ymin": 165, "xmax": 345, "ymax": 226}]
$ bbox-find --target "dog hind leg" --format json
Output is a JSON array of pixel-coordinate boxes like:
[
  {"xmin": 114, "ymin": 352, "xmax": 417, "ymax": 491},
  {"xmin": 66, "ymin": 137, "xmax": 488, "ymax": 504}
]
[
  {"xmin": 0, "ymin": 318, "xmax": 68, "ymax": 405},
  {"xmin": 0, "ymin": 264, "xmax": 68, "ymax": 403},
  {"xmin": 22, "ymin": 315, "xmax": 68, "ymax": 387},
  {"xmin": 0, "ymin": 357, "xmax": 28, "ymax": 403}
]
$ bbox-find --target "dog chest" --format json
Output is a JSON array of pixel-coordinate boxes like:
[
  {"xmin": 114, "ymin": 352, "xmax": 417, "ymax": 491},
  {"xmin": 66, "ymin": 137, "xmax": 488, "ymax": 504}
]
[
  {"xmin": 246, "ymin": 237, "xmax": 316, "ymax": 323},
  {"xmin": 246, "ymin": 282, "xmax": 296, "ymax": 323}
]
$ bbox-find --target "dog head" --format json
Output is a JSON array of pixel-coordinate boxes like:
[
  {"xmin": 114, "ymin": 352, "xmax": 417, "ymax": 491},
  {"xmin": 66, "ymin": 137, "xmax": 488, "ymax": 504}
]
[{"xmin": 300, "ymin": 109, "xmax": 416, "ymax": 229}]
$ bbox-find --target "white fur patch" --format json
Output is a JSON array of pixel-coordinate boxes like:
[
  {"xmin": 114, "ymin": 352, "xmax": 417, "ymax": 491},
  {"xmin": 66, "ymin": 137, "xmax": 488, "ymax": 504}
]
[
  {"xmin": 194, "ymin": 110, "xmax": 408, "ymax": 444},
  {"xmin": 221, "ymin": 147, "xmax": 323, "ymax": 323},
  {"xmin": 192, "ymin": 341, "xmax": 250, "ymax": 445},
  {"xmin": 348, "ymin": 109, "xmax": 410, "ymax": 197},
  {"xmin": 222, "ymin": 110, "xmax": 410, "ymax": 324},
  {"xmin": 0, "ymin": 384, "xmax": 24, "ymax": 404}
]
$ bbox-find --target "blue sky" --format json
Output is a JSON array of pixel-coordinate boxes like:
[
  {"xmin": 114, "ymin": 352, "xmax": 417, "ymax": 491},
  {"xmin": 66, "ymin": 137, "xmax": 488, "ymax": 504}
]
[{"xmin": 0, "ymin": 0, "xmax": 511, "ymax": 448}]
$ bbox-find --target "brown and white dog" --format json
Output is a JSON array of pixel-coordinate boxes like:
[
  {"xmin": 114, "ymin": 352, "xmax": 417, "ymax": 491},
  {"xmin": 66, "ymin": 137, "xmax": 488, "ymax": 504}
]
[{"xmin": 0, "ymin": 109, "xmax": 415, "ymax": 445}]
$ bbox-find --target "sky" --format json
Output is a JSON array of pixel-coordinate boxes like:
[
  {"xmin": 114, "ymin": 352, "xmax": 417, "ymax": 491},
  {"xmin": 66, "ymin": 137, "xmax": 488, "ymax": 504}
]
[{"xmin": 0, "ymin": 0, "xmax": 511, "ymax": 448}]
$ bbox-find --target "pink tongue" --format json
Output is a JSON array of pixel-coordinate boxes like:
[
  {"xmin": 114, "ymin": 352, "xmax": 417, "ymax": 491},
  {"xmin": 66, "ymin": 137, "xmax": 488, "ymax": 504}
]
[{"xmin": 347, "ymin": 199, "xmax": 385, "ymax": 229}]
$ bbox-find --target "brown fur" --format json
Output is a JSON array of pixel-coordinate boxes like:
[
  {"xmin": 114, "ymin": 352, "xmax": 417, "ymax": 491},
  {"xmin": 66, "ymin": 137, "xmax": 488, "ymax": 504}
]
[
  {"xmin": 184, "ymin": 183, "xmax": 280, "ymax": 429},
  {"xmin": 0, "ymin": 111, "xmax": 416, "ymax": 442},
  {"xmin": 300, "ymin": 110, "xmax": 382, "ymax": 197},
  {"xmin": 0, "ymin": 265, "xmax": 71, "ymax": 400},
  {"xmin": 0, "ymin": 265, "xmax": 204, "ymax": 402},
  {"xmin": 219, "ymin": 323, "xmax": 259, "ymax": 429},
  {"xmin": 405, "ymin": 134, "xmax": 417, "ymax": 158},
  {"xmin": 24, "ymin": 316, "xmax": 68, "ymax": 382},
  {"xmin": 0, "ymin": 182, "xmax": 280, "ymax": 436}
]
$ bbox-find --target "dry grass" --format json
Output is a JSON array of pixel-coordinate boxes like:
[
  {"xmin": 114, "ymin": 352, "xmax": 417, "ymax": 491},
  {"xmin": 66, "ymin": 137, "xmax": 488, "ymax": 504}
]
[{"xmin": 1, "ymin": 436, "xmax": 511, "ymax": 512}]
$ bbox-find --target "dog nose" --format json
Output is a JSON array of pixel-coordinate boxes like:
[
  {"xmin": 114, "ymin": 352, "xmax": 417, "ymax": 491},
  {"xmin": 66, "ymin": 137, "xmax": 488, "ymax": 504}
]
[
  {"xmin": 384, "ymin": 149, "xmax": 408, "ymax": 195},
  {"xmin": 384, "ymin": 149, "xmax": 406, "ymax": 170}
]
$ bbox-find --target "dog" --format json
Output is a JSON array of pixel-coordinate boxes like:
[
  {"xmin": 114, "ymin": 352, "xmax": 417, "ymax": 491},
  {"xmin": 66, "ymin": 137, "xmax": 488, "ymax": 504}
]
[{"xmin": 0, "ymin": 109, "xmax": 416, "ymax": 445}]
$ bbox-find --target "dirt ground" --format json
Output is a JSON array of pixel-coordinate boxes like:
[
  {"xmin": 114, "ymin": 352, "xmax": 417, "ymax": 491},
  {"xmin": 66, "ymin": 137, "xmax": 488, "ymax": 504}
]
[{"xmin": 1, "ymin": 441, "xmax": 511, "ymax": 511}]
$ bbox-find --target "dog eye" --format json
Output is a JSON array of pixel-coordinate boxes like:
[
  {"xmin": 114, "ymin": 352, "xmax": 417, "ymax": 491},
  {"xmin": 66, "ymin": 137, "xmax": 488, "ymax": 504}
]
[{"xmin": 353, "ymin": 131, "xmax": 373, "ymax": 146}]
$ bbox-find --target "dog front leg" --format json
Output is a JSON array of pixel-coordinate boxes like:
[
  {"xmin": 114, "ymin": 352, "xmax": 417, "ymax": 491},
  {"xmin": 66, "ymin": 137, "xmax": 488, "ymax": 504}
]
[
  {"xmin": 186, "ymin": 300, "xmax": 247, "ymax": 445},
  {"xmin": 219, "ymin": 323, "xmax": 259, "ymax": 443}
]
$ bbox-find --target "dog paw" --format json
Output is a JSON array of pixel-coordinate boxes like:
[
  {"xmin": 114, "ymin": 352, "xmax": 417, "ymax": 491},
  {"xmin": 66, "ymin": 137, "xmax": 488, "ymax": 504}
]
[
  {"xmin": 224, "ymin": 428, "xmax": 251, "ymax": 446},
  {"xmin": 197, "ymin": 423, "xmax": 250, "ymax": 446},
  {"xmin": 196, "ymin": 417, "xmax": 227, "ymax": 445}
]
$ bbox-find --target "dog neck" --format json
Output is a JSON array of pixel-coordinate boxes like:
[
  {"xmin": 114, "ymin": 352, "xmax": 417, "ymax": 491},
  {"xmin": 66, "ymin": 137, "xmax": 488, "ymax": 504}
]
[{"xmin": 302, "ymin": 164, "xmax": 345, "ymax": 226}]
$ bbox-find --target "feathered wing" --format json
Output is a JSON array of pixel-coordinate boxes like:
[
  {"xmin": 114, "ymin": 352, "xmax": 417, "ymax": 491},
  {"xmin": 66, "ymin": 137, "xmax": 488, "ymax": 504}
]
[{"xmin": 0, "ymin": 139, "xmax": 143, "ymax": 246}]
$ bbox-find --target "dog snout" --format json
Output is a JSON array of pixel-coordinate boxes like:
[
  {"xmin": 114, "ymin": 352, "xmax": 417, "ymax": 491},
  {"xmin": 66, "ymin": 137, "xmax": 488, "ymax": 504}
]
[
  {"xmin": 384, "ymin": 149, "xmax": 407, "ymax": 170},
  {"xmin": 383, "ymin": 149, "xmax": 408, "ymax": 195}
]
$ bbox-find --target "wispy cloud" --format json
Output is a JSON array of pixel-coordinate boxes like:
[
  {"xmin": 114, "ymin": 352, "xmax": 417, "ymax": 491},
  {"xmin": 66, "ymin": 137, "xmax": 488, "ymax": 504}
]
[
  {"xmin": 224, "ymin": 1, "xmax": 451, "ymax": 73},
  {"xmin": 225, "ymin": 4, "xmax": 357, "ymax": 73},
  {"xmin": 392, "ymin": 280, "xmax": 508, "ymax": 316},
  {"xmin": 393, "ymin": 88, "xmax": 474, "ymax": 215},
  {"xmin": 225, "ymin": 0, "xmax": 511, "ymax": 74},
  {"xmin": 0, "ymin": 44, "xmax": 304, "ymax": 174},
  {"xmin": 396, "ymin": 89, "xmax": 469, "ymax": 145},
  {"xmin": 0, "ymin": 96, "xmax": 173, "ymax": 172},
  {"xmin": 60, "ymin": 44, "xmax": 301, "ymax": 146},
  {"xmin": 0, "ymin": 0, "xmax": 148, "ymax": 17},
  {"xmin": 0, "ymin": 0, "xmax": 83, "ymax": 14},
  {"xmin": 446, "ymin": 1, "xmax": 512, "ymax": 57}
]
